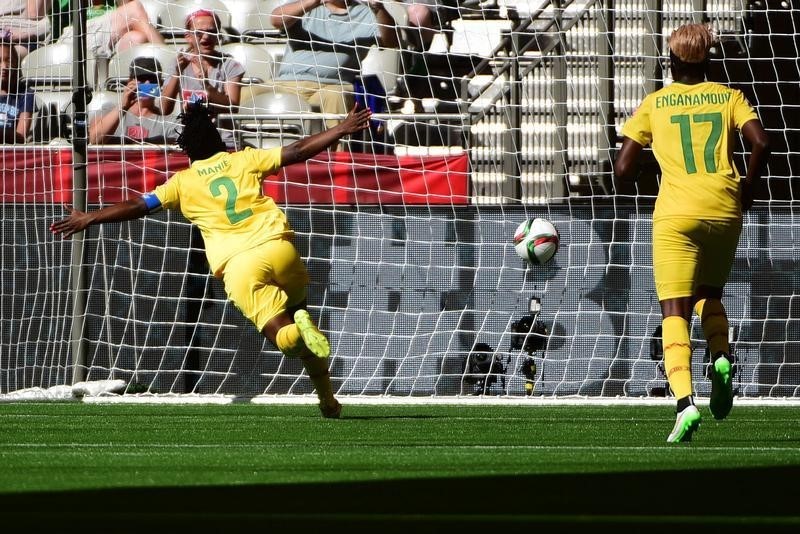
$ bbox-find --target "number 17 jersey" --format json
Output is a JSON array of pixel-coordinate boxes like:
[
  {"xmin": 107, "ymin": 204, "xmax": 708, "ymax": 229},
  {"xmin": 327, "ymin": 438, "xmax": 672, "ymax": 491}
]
[
  {"xmin": 150, "ymin": 147, "xmax": 290, "ymax": 277},
  {"xmin": 621, "ymin": 81, "xmax": 758, "ymax": 221}
]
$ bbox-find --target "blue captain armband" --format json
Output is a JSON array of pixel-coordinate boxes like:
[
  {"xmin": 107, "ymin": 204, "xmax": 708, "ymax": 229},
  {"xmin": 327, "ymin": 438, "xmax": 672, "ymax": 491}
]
[{"xmin": 141, "ymin": 192, "xmax": 163, "ymax": 213}]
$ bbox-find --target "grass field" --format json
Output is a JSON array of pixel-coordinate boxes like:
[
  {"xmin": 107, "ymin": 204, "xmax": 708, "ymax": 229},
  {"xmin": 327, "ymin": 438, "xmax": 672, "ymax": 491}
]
[{"xmin": 2, "ymin": 402, "xmax": 799, "ymax": 532}]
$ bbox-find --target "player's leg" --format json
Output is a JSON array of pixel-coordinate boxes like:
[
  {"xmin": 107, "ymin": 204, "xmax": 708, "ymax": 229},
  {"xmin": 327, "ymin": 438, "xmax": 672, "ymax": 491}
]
[
  {"xmin": 661, "ymin": 297, "xmax": 701, "ymax": 442},
  {"xmin": 222, "ymin": 240, "xmax": 339, "ymax": 417},
  {"xmin": 654, "ymin": 218, "xmax": 702, "ymax": 442},
  {"xmin": 694, "ymin": 220, "xmax": 741, "ymax": 420},
  {"xmin": 266, "ymin": 239, "xmax": 340, "ymax": 418},
  {"xmin": 262, "ymin": 309, "xmax": 339, "ymax": 417}
]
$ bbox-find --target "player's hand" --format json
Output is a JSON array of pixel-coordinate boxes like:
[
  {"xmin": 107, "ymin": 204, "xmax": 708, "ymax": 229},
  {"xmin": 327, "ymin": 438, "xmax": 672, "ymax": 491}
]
[
  {"xmin": 50, "ymin": 208, "xmax": 92, "ymax": 238},
  {"xmin": 339, "ymin": 104, "xmax": 372, "ymax": 135},
  {"xmin": 741, "ymin": 180, "xmax": 756, "ymax": 211}
]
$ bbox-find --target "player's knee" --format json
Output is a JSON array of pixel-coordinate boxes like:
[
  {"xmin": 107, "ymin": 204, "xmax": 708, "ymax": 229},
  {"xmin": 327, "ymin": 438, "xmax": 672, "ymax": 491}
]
[{"xmin": 275, "ymin": 323, "xmax": 304, "ymax": 358}]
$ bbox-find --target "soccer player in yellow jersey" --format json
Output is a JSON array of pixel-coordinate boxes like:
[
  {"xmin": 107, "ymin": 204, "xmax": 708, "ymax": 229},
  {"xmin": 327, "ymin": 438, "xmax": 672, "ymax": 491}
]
[
  {"xmin": 615, "ymin": 24, "xmax": 770, "ymax": 442},
  {"xmin": 50, "ymin": 102, "xmax": 372, "ymax": 418}
]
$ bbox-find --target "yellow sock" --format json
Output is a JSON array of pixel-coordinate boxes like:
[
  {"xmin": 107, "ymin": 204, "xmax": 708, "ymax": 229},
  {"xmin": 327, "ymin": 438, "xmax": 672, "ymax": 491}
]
[
  {"xmin": 694, "ymin": 298, "xmax": 730, "ymax": 356},
  {"xmin": 663, "ymin": 316, "xmax": 693, "ymax": 399},
  {"xmin": 275, "ymin": 323, "xmax": 303, "ymax": 358}
]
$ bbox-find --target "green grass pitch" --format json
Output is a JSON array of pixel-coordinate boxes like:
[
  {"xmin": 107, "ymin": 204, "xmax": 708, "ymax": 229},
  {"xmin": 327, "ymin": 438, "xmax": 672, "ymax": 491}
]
[{"xmin": 2, "ymin": 403, "xmax": 799, "ymax": 531}]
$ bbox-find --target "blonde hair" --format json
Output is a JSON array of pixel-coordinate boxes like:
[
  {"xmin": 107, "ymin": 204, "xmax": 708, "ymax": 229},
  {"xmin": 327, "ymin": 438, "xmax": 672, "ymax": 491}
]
[{"xmin": 668, "ymin": 23, "xmax": 715, "ymax": 63}]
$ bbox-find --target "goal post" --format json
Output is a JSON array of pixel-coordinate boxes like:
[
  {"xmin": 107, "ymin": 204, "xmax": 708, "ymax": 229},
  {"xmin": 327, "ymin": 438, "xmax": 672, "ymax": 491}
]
[{"xmin": 1, "ymin": 0, "xmax": 798, "ymax": 401}]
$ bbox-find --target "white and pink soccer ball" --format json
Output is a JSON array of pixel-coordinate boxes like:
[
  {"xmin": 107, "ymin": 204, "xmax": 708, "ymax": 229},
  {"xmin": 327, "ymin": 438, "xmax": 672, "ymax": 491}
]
[{"xmin": 513, "ymin": 218, "xmax": 560, "ymax": 265}]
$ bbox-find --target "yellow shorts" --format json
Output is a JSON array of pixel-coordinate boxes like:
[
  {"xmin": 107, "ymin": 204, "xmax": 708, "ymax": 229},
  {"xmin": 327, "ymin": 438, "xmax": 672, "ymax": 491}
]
[
  {"xmin": 221, "ymin": 238, "xmax": 309, "ymax": 331},
  {"xmin": 652, "ymin": 217, "xmax": 741, "ymax": 301}
]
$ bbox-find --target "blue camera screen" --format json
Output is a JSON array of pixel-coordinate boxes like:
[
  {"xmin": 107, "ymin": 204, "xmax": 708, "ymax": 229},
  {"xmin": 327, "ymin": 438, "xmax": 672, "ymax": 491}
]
[{"xmin": 137, "ymin": 83, "xmax": 161, "ymax": 98}]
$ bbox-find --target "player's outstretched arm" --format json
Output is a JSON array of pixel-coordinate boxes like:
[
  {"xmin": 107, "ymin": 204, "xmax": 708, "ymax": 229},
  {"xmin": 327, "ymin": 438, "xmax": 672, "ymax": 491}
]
[
  {"xmin": 739, "ymin": 119, "xmax": 771, "ymax": 212},
  {"xmin": 280, "ymin": 105, "xmax": 372, "ymax": 166},
  {"xmin": 50, "ymin": 198, "xmax": 150, "ymax": 238}
]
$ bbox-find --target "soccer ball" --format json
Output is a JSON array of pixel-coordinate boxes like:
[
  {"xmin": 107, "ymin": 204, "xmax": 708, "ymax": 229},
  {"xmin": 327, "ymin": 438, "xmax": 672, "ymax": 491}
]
[{"xmin": 513, "ymin": 218, "xmax": 559, "ymax": 265}]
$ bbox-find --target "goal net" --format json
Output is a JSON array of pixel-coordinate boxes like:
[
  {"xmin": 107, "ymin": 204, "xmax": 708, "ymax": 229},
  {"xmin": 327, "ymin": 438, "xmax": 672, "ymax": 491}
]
[{"xmin": 1, "ymin": 0, "xmax": 798, "ymax": 400}]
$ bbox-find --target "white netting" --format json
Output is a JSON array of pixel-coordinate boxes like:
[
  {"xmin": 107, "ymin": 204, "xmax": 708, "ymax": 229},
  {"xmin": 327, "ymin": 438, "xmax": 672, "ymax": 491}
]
[{"xmin": 1, "ymin": 0, "xmax": 798, "ymax": 399}]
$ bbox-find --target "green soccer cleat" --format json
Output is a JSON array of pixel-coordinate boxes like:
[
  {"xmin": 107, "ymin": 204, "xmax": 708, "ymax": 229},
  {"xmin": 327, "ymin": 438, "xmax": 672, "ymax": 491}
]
[
  {"xmin": 294, "ymin": 309, "xmax": 330, "ymax": 358},
  {"xmin": 709, "ymin": 353, "xmax": 734, "ymax": 420},
  {"xmin": 667, "ymin": 404, "xmax": 701, "ymax": 443}
]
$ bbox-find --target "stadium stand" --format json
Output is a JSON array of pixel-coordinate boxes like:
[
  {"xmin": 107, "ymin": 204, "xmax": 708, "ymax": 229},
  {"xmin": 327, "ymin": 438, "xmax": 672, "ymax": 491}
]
[
  {"xmin": 237, "ymin": 88, "xmax": 319, "ymax": 148},
  {"xmin": 220, "ymin": 0, "xmax": 283, "ymax": 39},
  {"xmin": 156, "ymin": 0, "xmax": 233, "ymax": 40},
  {"xmin": 105, "ymin": 43, "xmax": 182, "ymax": 90},
  {"xmin": 219, "ymin": 42, "xmax": 274, "ymax": 84}
]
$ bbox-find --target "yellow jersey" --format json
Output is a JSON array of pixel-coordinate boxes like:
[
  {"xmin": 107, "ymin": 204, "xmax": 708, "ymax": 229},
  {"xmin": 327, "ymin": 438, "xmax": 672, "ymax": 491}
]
[
  {"xmin": 150, "ymin": 147, "xmax": 290, "ymax": 276},
  {"xmin": 621, "ymin": 81, "xmax": 758, "ymax": 221}
]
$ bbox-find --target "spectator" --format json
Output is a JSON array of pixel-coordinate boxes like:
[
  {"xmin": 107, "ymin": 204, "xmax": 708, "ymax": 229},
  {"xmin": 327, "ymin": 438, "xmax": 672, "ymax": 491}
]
[
  {"xmin": 270, "ymin": 0, "xmax": 399, "ymax": 129},
  {"xmin": 403, "ymin": 0, "xmax": 459, "ymax": 53},
  {"xmin": 56, "ymin": 0, "xmax": 165, "ymax": 57},
  {"xmin": 0, "ymin": 40, "xmax": 34, "ymax": 142},
  {"xmin": 88, "ymin": 56, "xmax": 176, "ymax": 144},
  {"xmin": 0, "ymin": 0, "xmax": 51, "ymax": 59},
  {"xmin": 161, "ymin": 8, "xmax": 244, "ymax": 148}
]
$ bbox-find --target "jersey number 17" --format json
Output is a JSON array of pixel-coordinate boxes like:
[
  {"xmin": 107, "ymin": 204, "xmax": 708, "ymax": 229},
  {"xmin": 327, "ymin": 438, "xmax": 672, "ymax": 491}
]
[{"xmin": 670, "ymin": 112, "xmax": 722, "ymax": 174}]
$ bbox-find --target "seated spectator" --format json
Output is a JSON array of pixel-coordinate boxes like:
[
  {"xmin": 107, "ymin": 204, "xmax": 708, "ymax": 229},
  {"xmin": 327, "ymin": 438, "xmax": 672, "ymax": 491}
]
[
  {"xmin": 0, "ymin": 39, "xmax": 34, "ymax": 142},
  {"xmin": 0, "ymin": 0, "xmax": 51, "ymax": 59},
  {"xmin": 161, "ymin": 8, "xmax": 243, "ymax": 148},
  {"xmin": 270, "ymin": 0, "xmax": 399, "ymax": 129},
  {"xmin": 88, "ymin": 56, "xmax": 175, "ymax": 144},
  {"xmin": 56, "ymin": 0, "xmax": 165, "ymax": 57}
]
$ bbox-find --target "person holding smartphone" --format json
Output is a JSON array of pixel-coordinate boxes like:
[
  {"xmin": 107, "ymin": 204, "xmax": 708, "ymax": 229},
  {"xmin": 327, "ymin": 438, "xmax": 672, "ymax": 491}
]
[
  {"xmin": 160, "ymin": 9, "xmax": 244, "ymax": 148},
  {"xmin": 269, "ymin": 0, "xmax": 399, "ymax": 131},
  {"xmin": 89, "ymin": 56, "xmax": 177, "ymax": 144}
]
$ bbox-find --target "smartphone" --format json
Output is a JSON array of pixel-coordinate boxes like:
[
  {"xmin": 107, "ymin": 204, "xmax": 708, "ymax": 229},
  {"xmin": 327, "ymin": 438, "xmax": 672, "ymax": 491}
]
[{"xmin": 136, "ymin": 82, "xmax": 161, "ymax": 99}]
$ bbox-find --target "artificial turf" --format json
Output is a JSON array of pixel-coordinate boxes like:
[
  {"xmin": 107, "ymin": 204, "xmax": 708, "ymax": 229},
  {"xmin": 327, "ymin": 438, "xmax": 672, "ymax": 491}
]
[{"xmin": 1, "ymin": 403, "xmax": 799, "ymax": 531}]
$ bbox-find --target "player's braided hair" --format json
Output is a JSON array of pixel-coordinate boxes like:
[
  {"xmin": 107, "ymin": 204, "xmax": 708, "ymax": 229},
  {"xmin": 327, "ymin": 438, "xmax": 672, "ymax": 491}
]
[{"xmin": 176, "ymin": 101, "xmax": 227, "ymax": 162}]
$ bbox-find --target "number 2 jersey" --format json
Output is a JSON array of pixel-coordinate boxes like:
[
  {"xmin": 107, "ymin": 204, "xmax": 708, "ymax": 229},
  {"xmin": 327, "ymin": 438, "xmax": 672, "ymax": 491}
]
[
  {"xmin": 143, "ymin": 147, "xmax": 291, "ymax": 277},
  {"xmin": 621, "ymin": 81, "xmax": 758, "ymax": 221}
]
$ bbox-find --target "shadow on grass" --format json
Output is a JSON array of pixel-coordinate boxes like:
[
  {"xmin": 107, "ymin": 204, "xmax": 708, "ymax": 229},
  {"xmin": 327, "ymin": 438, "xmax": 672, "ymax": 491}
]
[
  {"xmin": 339, "ymin": 414, "xmax": 445, "ymax": 420},
  {"xmin": 5, "ymin": 466, "xmax": 800, "ymax": 532}
]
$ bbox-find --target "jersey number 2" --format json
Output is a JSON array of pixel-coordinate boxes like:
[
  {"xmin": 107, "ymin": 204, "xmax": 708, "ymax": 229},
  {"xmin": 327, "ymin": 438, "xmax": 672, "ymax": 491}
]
[
  {"xmin": 670, "ymin": 112, "xmax": 722, "ymax": 174},
  {"xmin": 209, "ymin": 177, "xmax": 254, "ymax": 224}
]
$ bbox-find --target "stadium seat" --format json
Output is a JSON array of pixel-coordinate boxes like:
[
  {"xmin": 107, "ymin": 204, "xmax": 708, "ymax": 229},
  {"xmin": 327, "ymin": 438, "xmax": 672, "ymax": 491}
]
[
  {"xmin": 220, "ymin": 0, "xmax": 283, "ymax": 39},
  {"xmin": 238, "ymin": 89, "xmax": 320, "ymax": 148},
  {"xmin": 261, "ymin": 40, "xmax": 286, "ymax": 77},
  {"xmin": 449, "ymin": 18, "xmax": 513, "ymax": 57},
  {"xmin": 137, "ymin": 0, "xmax": 167, "ymax": 27},
  {"xmin": 106, "ymin": 44, "xmax": 182, "ymax": 90},
  {"xmin": 85, "ymin": 90, "xmax": 122, "ymax": 125},
  {"xmin": 385, "ymin": 1, "xmax": 409, "ymax": 26},
  {"xmin": 219, "ymin": 43, "xmax": 274, "ymax": 84},
  {"xmin": 361, "ymin": 46, "xmax": 402, "ymax": 95},
  {"xmin": 31, "ymin": 91, "xmax": 71, "ymax": 142},
  {"xmin": 158, "ymin": 0, "xmax": 233, "ymax": 39},
  {"xmin": 30, "ymin": 89, "xmax": 119, "ymax": 142},
  {"xmin": 21, "ymin": 43, "xmax": 99, "ymax": 90}
]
